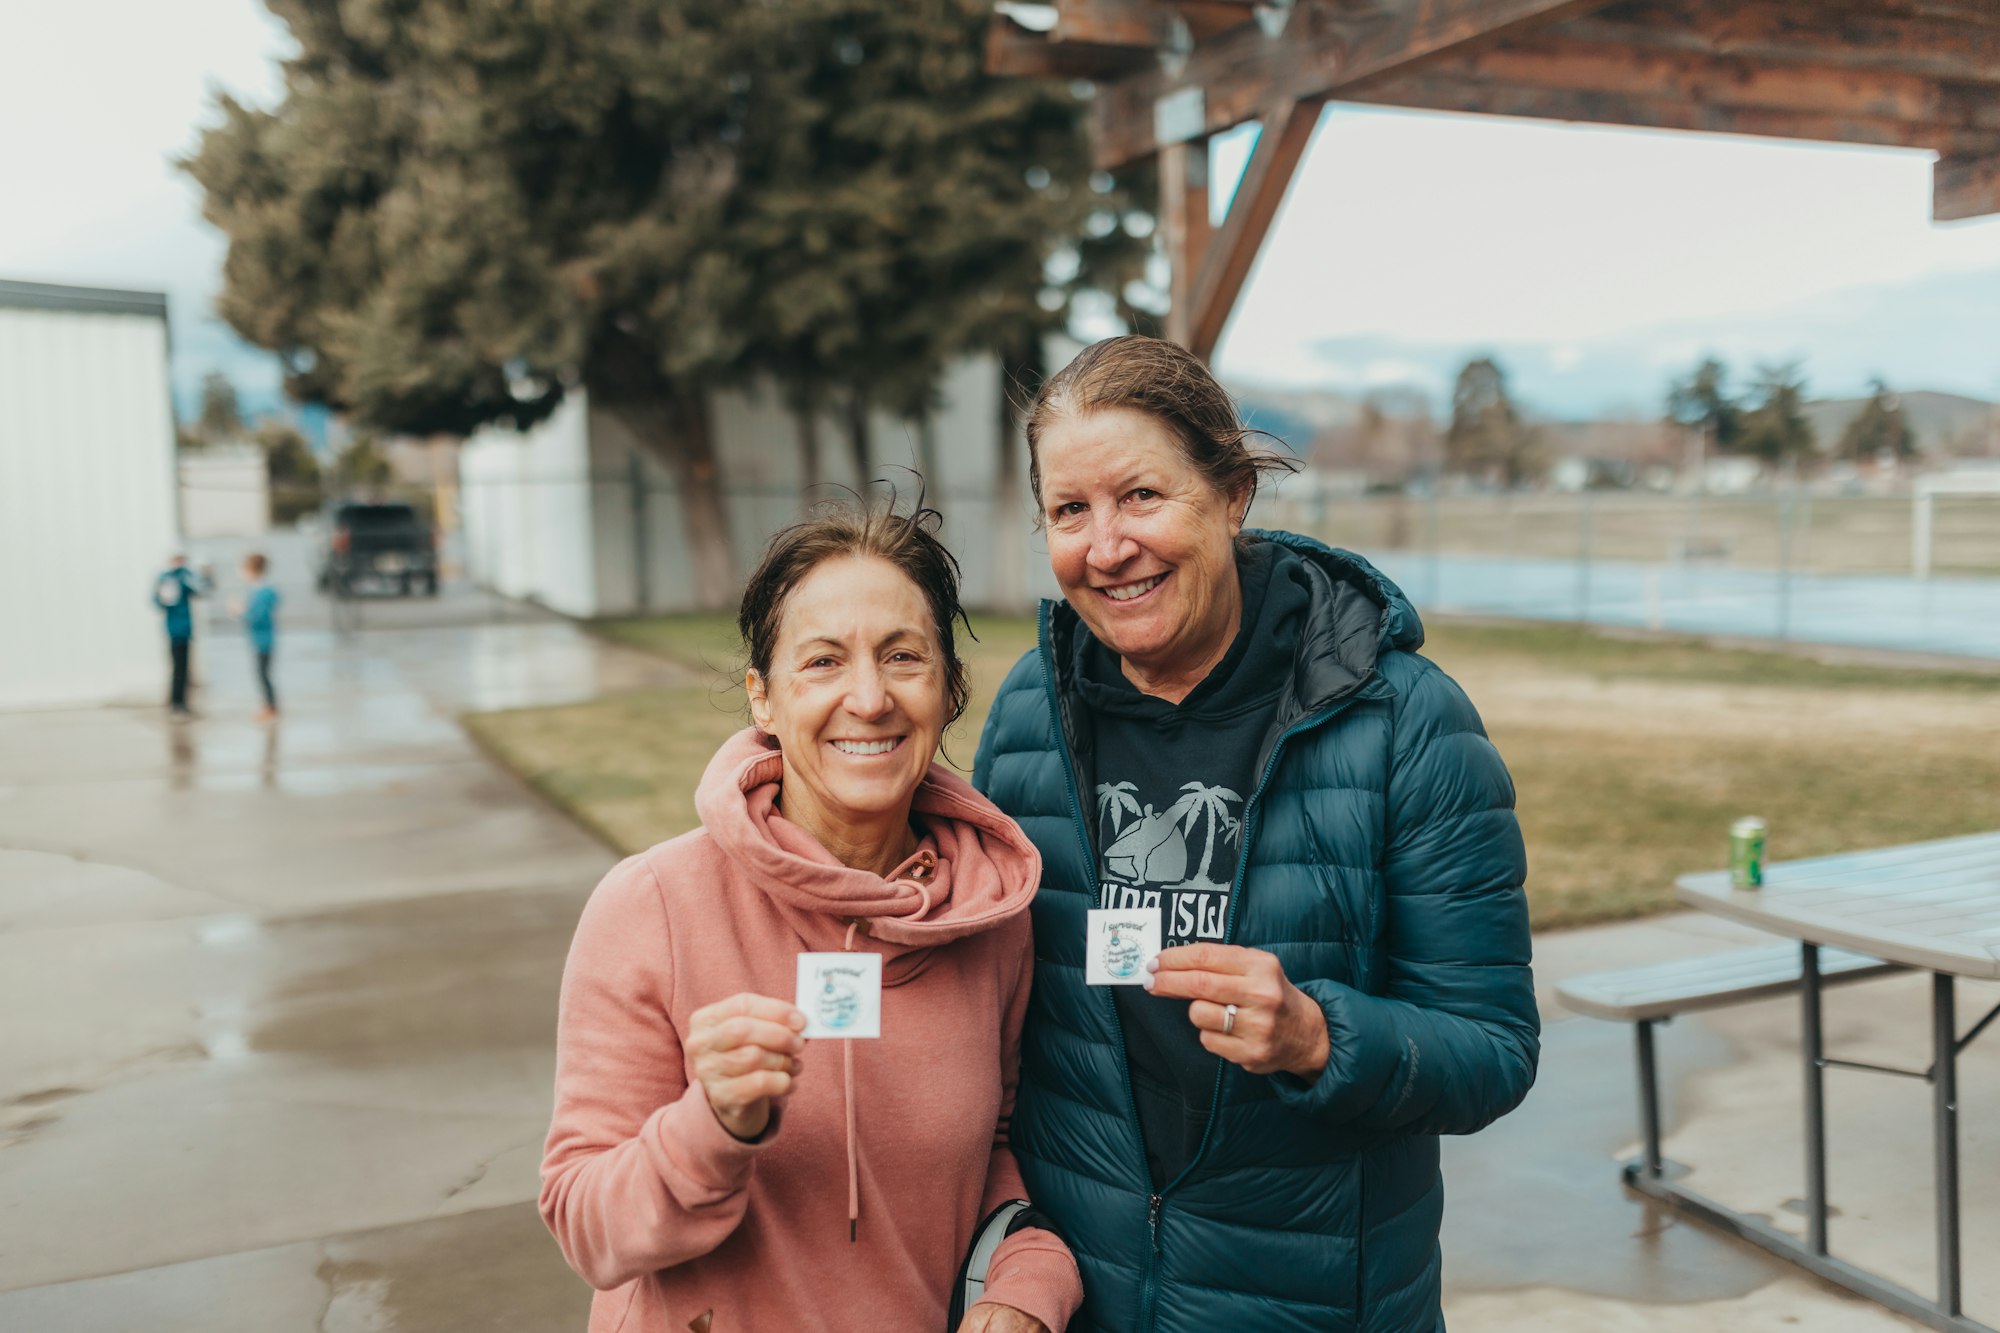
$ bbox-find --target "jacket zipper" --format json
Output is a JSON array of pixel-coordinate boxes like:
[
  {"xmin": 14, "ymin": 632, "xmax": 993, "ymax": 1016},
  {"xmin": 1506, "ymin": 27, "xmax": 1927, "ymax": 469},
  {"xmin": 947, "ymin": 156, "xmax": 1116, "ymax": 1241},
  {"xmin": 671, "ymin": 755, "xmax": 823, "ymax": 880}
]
[
  {"xmin": 1038, "ymin": 605, "xmax": 1165, "ymax": 1331},
  {"xmin": 1142, "ymin": 693, "xmax": 1371, "ymax": 1331},
  {"xmin": 1044, "ymin": 601, "xmax": 1379, "ymax": 1332}
]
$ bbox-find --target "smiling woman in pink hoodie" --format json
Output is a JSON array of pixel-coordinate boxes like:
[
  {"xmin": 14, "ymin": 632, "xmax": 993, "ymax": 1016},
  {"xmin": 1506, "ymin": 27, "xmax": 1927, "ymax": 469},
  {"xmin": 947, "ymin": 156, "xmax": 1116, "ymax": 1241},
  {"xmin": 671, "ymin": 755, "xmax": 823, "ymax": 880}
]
[{"xmin": 540, "ymin": 501, "xmax": 1081, "ymax": 1333}]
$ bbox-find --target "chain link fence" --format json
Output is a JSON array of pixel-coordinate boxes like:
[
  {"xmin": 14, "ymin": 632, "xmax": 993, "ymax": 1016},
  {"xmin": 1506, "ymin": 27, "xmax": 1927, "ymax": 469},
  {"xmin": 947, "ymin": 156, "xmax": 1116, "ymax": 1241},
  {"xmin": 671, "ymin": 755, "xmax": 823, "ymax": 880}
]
[{"xmin": 1260, "ymin": 486, "xmax": 2000, "ymax": 658}]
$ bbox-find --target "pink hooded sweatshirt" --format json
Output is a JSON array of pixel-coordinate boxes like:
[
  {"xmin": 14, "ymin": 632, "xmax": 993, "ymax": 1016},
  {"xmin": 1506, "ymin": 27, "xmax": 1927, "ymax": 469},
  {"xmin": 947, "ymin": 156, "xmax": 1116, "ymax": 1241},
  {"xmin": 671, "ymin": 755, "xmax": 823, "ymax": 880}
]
[{"xmin": 540, "ymin": 728, "xmax": 1083, "ymax": 1333}]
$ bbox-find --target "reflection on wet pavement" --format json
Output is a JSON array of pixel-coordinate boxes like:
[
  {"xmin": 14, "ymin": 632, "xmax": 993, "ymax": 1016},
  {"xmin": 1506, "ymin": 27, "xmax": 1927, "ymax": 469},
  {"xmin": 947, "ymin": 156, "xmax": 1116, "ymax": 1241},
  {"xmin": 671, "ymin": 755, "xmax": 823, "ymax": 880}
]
[
  {"xmin": 0, "ymin": 573, "xmax": 683, "ymax": 1316},
  {"xmin": 1442, "ymin": 1015, "xmax": 1779, "ymax": 1305}
]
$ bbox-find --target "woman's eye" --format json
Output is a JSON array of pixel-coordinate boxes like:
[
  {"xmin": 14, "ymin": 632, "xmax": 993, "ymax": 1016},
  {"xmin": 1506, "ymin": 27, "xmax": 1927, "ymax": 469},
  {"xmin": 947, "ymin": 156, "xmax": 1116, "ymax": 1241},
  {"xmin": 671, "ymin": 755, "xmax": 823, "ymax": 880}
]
[
  {"xmin": 806, "ymin": 656, "xmax": 837, "ymax": 670},
  {"xmin": 1128, "ymin": 488, "xmax": 1158, "ymax": 503},
  {"xmin": 1054, "ymin": 502, "xmax": 1087, "ymax": 519}
]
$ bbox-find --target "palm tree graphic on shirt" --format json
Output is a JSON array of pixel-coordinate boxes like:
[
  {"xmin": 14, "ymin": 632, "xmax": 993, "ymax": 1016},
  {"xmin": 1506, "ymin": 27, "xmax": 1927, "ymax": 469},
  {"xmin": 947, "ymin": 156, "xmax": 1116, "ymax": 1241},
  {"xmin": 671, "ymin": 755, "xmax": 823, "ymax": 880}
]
[
  {"xmin": 1100, "ymin": 782, "xmax": 1242, "ymax": 891},
  {"xmin": 1096, "ymin": 781, "xmax": 1141, "ymax": 843}
]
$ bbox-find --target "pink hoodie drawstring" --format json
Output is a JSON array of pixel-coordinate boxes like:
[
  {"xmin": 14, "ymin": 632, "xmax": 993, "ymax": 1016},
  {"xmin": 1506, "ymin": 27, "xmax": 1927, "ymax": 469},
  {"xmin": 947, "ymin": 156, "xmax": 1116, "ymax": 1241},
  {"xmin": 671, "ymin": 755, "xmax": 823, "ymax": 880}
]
[
  {"xmin": 840, "ymin": 851, "xmax": 938, "ymax": 1242},
  {"xmin": 842, "ymin": 917, "xmax": 861, "ymax": 1243}
]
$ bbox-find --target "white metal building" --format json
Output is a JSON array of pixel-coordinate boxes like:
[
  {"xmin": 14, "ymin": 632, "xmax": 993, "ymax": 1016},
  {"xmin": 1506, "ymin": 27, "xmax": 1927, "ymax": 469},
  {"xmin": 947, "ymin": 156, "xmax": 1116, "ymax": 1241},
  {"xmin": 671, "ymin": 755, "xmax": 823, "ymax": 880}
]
[
  {"xmin": 461, "ymin": 354, "xmax": 1059, "ymax": 617},
  {"xmin": 0, "ymin": 280, "xmax": 181, "ymax": 709},
  {"xmin": 179, "ymin": 444, "xmax": 272, "ymax": 539}
]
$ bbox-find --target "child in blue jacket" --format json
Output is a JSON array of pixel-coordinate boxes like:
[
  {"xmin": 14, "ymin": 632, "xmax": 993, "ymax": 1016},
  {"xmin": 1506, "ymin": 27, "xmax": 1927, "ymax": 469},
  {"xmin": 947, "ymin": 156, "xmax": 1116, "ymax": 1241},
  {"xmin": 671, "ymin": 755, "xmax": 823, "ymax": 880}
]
[
  {"xmin": 238, "ymin": 552, "xmax": 281, "ymax": 720},
  {"xmin": 153, "ymin": 554, "xmax": 209, "ymax": 718}
]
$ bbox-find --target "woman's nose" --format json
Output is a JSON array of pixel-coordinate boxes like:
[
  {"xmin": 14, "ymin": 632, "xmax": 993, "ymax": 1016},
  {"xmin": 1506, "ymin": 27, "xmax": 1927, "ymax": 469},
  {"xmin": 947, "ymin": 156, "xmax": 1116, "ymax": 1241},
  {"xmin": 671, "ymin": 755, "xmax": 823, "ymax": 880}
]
[
  {"xmin": 844, "ymin": 663, "xmax": 892, "ymax": 719},
  {"xmin": 1086, "ymin": 512, "xmax": 1135, "ymax": 570}
]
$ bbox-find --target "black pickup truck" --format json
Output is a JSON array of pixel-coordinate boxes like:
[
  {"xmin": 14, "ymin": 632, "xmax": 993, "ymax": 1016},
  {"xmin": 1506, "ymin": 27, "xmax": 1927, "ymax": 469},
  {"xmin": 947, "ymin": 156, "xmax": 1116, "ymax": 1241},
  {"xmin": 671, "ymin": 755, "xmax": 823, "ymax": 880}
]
[{"xmin": 318, "ymin": 501, "xmax": 440, "ymax": 596}]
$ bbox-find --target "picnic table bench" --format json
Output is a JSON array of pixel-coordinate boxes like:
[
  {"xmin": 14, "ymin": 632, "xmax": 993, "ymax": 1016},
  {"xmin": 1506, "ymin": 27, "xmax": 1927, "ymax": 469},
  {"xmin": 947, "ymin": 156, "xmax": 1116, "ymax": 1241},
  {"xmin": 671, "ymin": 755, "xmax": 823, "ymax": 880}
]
[{"xmin": 1555, "ymin": 945, "xmax": 1902, "ymax": 1178}]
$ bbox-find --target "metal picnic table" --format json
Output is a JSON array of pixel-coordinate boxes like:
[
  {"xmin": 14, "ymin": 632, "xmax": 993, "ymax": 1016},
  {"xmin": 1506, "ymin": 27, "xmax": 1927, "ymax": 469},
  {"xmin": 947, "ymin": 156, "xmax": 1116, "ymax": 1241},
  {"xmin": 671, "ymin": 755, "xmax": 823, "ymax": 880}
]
[{"xmin": 1651, "ymin": 831, "xmax": 2000, "ymax": 1333}]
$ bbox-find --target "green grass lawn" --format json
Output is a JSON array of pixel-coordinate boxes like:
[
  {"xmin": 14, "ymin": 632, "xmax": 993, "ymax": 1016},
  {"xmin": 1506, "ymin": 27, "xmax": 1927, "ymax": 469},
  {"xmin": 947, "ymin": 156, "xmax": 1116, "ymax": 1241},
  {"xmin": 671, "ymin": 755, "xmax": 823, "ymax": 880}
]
[{"xmin": 465, "ymin": 615, "xmax": 2000, "ymax": 931}]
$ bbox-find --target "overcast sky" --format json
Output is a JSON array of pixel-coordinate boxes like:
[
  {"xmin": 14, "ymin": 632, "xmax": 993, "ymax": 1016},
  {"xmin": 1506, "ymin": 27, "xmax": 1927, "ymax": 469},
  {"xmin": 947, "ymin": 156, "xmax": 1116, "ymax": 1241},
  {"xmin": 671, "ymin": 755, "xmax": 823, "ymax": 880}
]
[{"xmin": 4, "ymin": 1, "xmax": 1998, "ymax": 421}]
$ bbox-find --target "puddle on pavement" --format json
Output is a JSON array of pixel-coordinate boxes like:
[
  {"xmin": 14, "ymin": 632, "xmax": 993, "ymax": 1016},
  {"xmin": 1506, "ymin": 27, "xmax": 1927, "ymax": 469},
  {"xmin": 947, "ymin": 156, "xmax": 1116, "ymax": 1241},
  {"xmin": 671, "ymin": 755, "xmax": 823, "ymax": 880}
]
[
  {"xmin": 1442, "ymin": 1015, "xmax": 1786, "ymax": 1305},
  {"xmin": 247, "ymin": 885, "xmax": 583, "ymax": 1065}
]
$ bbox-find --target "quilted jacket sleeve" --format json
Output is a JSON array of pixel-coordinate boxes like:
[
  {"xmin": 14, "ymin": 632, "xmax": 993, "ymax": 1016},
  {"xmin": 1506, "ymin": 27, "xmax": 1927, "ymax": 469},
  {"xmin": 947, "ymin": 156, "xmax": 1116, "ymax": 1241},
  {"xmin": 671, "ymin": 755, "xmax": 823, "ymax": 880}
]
[{"xmin": 1271, "ymin": 657, "xmax": 1539, "ymax": 1135}]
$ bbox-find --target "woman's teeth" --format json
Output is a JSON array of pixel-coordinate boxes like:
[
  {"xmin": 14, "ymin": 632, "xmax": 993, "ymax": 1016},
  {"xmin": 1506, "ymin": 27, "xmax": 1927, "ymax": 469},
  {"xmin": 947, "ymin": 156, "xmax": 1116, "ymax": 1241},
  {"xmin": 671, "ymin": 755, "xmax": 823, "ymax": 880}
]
[
  {"xmin": 832, "ymin": 738, "xmax": 903, "ymax": 756},
  {"xmin": 1104, "ymin": 575, "xmax": 1164, "ymax": 602}
]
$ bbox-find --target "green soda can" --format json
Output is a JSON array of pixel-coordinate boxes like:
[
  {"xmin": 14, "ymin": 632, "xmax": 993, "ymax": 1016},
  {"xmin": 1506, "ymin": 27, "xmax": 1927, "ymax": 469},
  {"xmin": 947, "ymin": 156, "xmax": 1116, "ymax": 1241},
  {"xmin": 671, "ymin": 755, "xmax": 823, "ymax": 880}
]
[{"xmin": 1730, "ymin": 817, "xmax": 1767, "ymax": 889}]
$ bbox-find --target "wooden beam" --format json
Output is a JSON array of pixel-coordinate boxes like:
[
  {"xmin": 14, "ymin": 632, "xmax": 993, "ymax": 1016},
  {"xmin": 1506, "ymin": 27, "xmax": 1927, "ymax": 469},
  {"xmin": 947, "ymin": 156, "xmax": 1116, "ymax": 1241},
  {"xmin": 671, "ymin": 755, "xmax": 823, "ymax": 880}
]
[
  {"xmin": 1935, "ymin": 152, "xmax": 2000, "ymax": 220},
  {"xmin": 1089, "ymin": 0, "xmax": 1613, "ymax": 167},
  {"xmin": 1348, "ymin": 73, "xmax": 2000, "ymax": 155},
  {"xmin": 1436, "ymin": 33, "xmax": 1959, "ymax": 123},
  {"xmin": 984, "ymin": 12, "xmax": 1152, "ymax": 80},
  {"xmin": 1558, "ymin": 1, "xmax": 2000, "ymax": 85},
  {"xmin": 1055, "ymin": 0, "xmax": 1166, "ymax": 47},
  {"xmin": 1160, "ymin": 138, "xmax": 1213, "ymax": 347},
  {"xmin": 1178, "ymin": 98, "xmax": 1322, "ymax": 361}
]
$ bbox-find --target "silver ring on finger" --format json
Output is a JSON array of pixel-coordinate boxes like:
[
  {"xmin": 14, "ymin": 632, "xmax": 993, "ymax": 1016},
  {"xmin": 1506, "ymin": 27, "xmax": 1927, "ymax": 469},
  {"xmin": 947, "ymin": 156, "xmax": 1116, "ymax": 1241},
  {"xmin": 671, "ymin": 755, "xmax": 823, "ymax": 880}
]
[{"xmin": 1222, "ymin": 1003, "xmax": 1238, "ymax": 1036}]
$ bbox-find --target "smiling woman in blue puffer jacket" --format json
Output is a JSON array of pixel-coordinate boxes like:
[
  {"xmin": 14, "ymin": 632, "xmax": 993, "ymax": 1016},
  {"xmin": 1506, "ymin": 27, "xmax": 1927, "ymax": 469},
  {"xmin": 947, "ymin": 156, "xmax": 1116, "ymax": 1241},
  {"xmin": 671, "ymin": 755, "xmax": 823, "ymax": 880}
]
[{"xmin": 972, "ymin": 335, "xmax": 1540, "ymax": 1333}]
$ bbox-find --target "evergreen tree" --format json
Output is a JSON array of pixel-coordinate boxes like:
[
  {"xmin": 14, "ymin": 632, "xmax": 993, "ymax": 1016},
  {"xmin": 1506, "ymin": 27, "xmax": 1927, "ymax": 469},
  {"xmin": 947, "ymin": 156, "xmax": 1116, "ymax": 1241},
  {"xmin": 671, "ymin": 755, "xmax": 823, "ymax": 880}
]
[
  {"xmin": 195, "ymin": 371, "xmax": 246, "ymax": 444},
  {"xmin": 1739, "ymin": 361, "xmax": 1816, "ymax": 466},
  {"xmin": 1445, "ymin": 357, "xmax": 1543, "ymax": 486},
  {"xmin": 185, "ymin": 0, "xmax": 1139, "ymax": 606},
  {"xmin": 254, "ymin": 420, "xmax": 322, "ymax": 525},
  {"xmin": 1837, "ymin": 378, "xmax": 1917, "ymax": 461},
  {"xmin": 1665, "ymin": 357, "xmax": 1744, "ymax": 454}
]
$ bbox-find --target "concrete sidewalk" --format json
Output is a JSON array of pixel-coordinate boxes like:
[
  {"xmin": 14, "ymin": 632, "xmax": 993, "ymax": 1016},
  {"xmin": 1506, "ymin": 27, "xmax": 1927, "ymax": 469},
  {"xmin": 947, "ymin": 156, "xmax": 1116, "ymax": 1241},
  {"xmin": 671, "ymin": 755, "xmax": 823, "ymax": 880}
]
[
  {"xmin": 0, "ymin": 607, "xmax": 684, "ymax": 1329},
  {"xmin": 1, "ymin": 585, "xmax": 1992, "ymax": 1328}
]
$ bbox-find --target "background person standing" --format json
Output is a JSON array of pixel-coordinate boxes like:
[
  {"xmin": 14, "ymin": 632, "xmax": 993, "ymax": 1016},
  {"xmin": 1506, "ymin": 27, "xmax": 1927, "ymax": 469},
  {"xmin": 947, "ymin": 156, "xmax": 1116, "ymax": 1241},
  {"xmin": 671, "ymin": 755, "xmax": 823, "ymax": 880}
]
[
  {"xmin": 152, "ymin": 554, "xmax": 209, "ymax": 719},
  {"xmin": 237, "ymin": 552, "xmax": 281, "ymax": 721}
]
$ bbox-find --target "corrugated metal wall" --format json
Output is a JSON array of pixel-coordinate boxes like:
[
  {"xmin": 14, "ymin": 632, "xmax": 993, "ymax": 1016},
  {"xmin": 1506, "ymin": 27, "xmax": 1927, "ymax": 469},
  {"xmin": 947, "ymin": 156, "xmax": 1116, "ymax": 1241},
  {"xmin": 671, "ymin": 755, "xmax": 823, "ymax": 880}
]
[{"xmin": 0, "ymin": 304, "xmax": 180, "ymax": 709}]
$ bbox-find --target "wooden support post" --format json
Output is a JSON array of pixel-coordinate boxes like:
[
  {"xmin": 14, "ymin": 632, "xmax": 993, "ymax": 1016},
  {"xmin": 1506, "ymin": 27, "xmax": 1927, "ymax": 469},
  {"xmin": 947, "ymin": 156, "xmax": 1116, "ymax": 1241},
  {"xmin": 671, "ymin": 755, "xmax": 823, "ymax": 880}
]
[
  {"xmin": 1180, "ymin": 98, "xmax": 1321, "ymax": 362},
  {"xmin": 1161, "ymin": 137, "xmax": 1212, "ymax": 348},
  {"xmin": 1935, "ymin": 152, "xmax": 2000, "ymax": 221}
]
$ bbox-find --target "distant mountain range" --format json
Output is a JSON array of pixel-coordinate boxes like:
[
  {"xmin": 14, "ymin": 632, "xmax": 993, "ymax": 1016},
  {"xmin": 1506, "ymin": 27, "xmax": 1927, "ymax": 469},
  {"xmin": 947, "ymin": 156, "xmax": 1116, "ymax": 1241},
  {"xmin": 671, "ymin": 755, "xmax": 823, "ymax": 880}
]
[
  {"xmin": 1232, "ymin": 381, "xmax": 1998, "ymax": 460},
  {"xmin": 1225, "ymin": 264, "xmax": 2000, "ymax": 427}
]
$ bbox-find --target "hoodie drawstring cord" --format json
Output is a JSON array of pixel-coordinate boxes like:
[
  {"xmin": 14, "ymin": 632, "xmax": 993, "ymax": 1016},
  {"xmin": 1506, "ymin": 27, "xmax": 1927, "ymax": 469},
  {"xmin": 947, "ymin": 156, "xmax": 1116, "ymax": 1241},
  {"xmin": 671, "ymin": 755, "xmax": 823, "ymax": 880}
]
[
  {"xmin": 842, "ymin": 918, "xmax": 860, "ymax": 1243},
  {"xmin": 837, "ymin": 853, "xmax": 936, "ymax": 1243}
]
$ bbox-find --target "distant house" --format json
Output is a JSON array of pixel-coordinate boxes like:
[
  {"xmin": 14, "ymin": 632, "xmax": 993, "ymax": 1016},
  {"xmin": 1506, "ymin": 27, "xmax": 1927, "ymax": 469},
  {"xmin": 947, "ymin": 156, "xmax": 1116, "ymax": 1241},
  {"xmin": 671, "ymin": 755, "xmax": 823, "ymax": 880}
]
[{"xmin": 0, "ymin": 280, "xmax": 180, "ymax": 709}]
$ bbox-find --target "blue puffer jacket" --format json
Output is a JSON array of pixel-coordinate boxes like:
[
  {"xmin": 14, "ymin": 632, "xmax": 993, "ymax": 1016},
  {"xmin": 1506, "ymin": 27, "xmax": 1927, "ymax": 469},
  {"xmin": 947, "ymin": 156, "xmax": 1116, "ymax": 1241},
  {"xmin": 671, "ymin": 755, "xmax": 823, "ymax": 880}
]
[{"xmin": 972, "ymin": 532, "xmax": 1538, "ymax": 1333}]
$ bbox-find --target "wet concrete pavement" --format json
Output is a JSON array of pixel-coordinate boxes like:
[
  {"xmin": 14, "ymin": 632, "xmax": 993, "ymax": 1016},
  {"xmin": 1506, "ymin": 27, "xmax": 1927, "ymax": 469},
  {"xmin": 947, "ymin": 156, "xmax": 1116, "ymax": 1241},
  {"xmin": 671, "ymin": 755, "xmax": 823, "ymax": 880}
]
[
  {"xmin": 0, "ymin": 550, "xmax": 684, "ymax": 1327},
  {"xmin": 3, "ymin": 541, "xmax": 1995, "ymax": 1329}
]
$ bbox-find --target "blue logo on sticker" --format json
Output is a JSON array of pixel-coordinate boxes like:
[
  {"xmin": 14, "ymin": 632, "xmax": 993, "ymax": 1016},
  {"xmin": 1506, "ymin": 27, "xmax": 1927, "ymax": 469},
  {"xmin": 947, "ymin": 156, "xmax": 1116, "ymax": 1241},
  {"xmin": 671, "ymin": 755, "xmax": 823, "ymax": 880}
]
[
  {"xmin": 1106, "ymin": 926, "xmax": 1141, "ymax": 979},
  {"xmin": 818, "ymin": 976, "xmax": 859, "ymax": 1029}
]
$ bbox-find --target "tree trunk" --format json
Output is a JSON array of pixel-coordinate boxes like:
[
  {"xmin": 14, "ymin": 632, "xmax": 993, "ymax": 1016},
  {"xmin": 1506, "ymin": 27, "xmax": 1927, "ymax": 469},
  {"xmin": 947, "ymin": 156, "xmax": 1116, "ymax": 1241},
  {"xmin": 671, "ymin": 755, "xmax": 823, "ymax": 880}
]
[
  {"xmin": 913, "ymin": 412, "xmax": 939, "ymax": 488},
  {"xmin": 602, "ymin": 388, "xmax": 737, "ymax": 610},
  {"xmin": 793, "ymin": 404, "xmax": 822, "ymax": 497},
  {"xmin": 845, "ymin": 391, "xmax": 873, "ymax": 483},
  {"xmin": 992, "ymin": 340, "xmax": 1042, "ymax": 612}
]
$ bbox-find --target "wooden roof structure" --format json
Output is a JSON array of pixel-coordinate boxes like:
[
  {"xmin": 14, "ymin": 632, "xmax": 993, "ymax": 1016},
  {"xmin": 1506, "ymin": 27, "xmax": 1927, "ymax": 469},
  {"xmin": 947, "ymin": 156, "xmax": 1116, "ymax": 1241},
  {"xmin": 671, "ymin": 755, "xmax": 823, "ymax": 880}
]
[{"xmin": 987, "ymin": 0, "xmax": 2000, "ymax": 360}]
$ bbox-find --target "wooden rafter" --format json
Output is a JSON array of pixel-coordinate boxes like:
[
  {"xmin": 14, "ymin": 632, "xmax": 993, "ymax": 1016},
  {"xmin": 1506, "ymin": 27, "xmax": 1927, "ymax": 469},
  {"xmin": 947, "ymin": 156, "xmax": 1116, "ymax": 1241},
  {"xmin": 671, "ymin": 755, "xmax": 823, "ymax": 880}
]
[
  {"xmin": 1561, "ymin": 1, "xmax": 2000, "ymax": 85},
  {"xmin": 1398, "ymin": 32, "xmax": 1999, "ymax": 133},
  {"xmin": 1935, "ymin": 152, "xmax": 2000, "ymax": 220},
  {"xmin": 1049, "ymin": 0, "xmax": 1257, "ymax": 47},
  {"xmin": 1349, "ymin": 74, "xmax": 2000, "ymax": 155},
  {"xmin": 1171, "ymin": 98, "xmax": 1323, "ymax": 360},
  {"xmin": 1090, "ymin": 0, "xmax": 1613, "ymax": 167},
  {"xmin": 983, "ymin": 11, "xmax": 1151, "ymax": 80}
]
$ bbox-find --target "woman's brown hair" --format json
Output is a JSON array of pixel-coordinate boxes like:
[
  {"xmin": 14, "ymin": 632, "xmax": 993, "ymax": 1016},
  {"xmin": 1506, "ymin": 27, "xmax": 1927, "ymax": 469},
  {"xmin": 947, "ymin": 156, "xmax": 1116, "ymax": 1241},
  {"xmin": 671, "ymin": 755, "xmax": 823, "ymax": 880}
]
[
  {"xmin": 1024, "ymin": 334, "xmax": 1296, "ymax": 523},
  {"xmin": 737, "ymin": 493, "xmax": 973, "ymax": 728}
]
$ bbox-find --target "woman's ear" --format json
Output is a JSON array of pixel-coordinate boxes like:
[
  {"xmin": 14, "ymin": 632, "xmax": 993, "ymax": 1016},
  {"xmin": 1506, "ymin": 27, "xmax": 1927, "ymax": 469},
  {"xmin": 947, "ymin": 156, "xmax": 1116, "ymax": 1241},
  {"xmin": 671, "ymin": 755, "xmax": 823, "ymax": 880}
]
[
  {"xmin": 1230, "ymin": 483, "xmax": 1254, "ymax": 531},
  {"xmin": 746, "ymin": 669, "xmax": 773, "ymax": 732}
]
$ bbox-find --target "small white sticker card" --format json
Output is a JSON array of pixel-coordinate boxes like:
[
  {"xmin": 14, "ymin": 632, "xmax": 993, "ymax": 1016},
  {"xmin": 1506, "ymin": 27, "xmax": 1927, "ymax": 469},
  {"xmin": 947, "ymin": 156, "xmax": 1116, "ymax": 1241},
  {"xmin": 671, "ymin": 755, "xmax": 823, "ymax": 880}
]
[
  {"xmin": 796, "ymin": 952, "xmax": 883, "ymax": 1039},
  {"xmin": 1085, "ymin": 908, "xmax": 1162, "ymax": 986}
]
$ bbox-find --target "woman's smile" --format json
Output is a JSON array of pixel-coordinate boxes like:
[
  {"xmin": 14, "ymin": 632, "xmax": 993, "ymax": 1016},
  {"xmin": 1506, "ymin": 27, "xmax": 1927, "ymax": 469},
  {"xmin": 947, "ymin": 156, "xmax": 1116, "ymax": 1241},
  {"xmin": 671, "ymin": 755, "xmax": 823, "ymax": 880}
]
[
  {"xmin": 829, "ymin": 736, "xmax": 906, "ymax": 757},
  {"xmin": 1097, "ymin": 572, "xmax": 1167, "ymax": 604}
]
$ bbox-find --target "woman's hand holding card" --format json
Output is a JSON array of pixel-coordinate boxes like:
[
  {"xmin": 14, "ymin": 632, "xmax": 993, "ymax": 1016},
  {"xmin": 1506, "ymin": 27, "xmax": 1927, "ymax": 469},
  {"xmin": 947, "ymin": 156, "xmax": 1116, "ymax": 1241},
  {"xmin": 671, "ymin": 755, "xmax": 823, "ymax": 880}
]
[{"xmin": 686, "ymin": 992, "xmax": 808, "ymax": 1141}]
